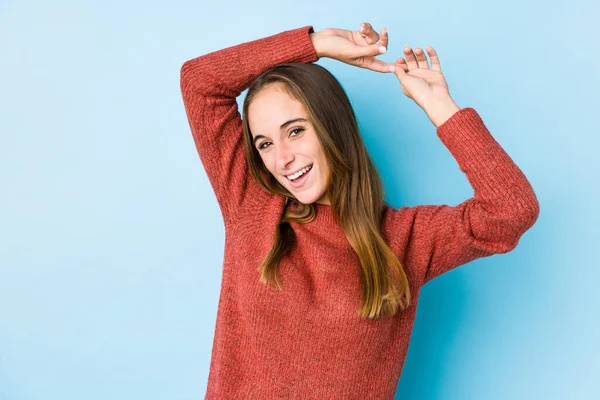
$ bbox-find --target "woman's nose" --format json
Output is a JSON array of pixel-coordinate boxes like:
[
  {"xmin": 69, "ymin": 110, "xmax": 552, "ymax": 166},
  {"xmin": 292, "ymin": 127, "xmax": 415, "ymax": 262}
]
[{"xmin": 276, "ymin": 142, "xmax": 295, "ymax": 169}]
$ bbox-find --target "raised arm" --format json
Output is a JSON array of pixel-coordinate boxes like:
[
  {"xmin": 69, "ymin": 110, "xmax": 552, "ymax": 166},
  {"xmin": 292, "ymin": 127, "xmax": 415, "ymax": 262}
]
[
  {"xmin": 179, "ymin": 26, "xmax": 318, "ymax": 226},
  {"xmin": 387, "ymin": 108, "xmax": 540, "ymax": 286},
  {"xmin": 365, "ymin": 34, "xmax": 539, "ymax": 285}
]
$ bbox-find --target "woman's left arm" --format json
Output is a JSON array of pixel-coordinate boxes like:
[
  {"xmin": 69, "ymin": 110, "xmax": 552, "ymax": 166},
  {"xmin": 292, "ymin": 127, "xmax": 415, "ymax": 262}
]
[{"xmin": 379, "ymin": 28, "xmax": 540, "ymax": 284}]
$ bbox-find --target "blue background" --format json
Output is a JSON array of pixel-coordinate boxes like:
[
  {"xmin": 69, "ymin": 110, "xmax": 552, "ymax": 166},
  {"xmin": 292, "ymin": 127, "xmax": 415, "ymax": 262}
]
[{"xmin": 1, "ymin": 0, "xmax": 598, "ymax": 399}]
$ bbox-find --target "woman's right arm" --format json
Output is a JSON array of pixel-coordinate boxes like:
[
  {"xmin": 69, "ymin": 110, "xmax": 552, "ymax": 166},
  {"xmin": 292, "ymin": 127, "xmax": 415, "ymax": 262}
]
[{"xmin": 179, "ymin": 26, "xmax": 319, "ymax": 226}]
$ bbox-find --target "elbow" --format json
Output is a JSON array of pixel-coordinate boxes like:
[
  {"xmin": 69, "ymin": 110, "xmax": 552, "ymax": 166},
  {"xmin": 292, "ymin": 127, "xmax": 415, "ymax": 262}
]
[
  {"xmin": 180, "ymin": 60, "xmax": 194, "ymax": 94},
  {"xmin": 467, "ymin": 197, "xmax": 540, "ymax": 254},
  {"xmin": 501, "ymin": 198, "xmax": 540, "ymax": 239},
  {"xmin": 180, "ymin": 58, "xmax": 205, "ymax": 95},
  {"xmin": 496, "ymin": 200, "xmax": 540, "ymax": 252},
  {"xmin": 180, "ymin": 58, "xmax": 217, "ymax": 97},
  {"xmin": 499, "ymin": 184, "xmax": 541, "ymax": 233},
  {"xmin": 516, "ymin": 190, "xmax": 541, "ymax": 232},
  {"xmin": 524, "ymin": 199, "xmax": 540, "ymax": 229}
]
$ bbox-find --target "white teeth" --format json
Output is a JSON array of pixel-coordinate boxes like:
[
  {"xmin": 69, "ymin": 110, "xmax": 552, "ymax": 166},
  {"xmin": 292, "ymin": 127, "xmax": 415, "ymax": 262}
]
[{"xmin": 287, "ymin": 164, "xmax": 312, "ymax": 181}]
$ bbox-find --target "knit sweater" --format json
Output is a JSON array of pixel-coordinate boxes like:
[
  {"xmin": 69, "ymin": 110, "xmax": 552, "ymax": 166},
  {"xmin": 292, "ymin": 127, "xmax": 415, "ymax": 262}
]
[{"xmin": 180, "ymin": 25, "xmax": 540, "ymax": 400}]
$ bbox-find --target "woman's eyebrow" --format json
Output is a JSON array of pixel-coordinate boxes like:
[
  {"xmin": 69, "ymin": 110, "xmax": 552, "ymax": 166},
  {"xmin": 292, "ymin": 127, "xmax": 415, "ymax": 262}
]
[
  {"xmin": 253, "ymin": 118, "xmax": 308, "ymax": 145},
  {"xmin": 279, "ymin": 117, "xmax": 308, "ymax": 130}
]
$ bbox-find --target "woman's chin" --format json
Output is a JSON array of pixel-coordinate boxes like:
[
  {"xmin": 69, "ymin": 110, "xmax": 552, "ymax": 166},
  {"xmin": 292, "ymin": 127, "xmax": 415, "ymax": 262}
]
[{"xmin": 293, "ymin": 191, "xmax": 325, "ymax": 205}]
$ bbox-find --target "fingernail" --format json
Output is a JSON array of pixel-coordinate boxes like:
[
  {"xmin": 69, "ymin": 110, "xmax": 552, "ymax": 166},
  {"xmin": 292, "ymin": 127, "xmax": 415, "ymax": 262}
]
[
  {"xmin": 389, "ymin": 65, "xmax": 395, "ymax": 72},
  {"xmin": 379, "ymin": 46, "xmax": 386, "ymax": 54}
]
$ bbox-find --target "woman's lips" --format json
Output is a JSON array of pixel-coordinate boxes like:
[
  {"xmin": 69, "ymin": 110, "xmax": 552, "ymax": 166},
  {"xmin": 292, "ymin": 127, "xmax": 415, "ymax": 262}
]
[{"xmin": 287, "ymin": 165, "xmax": 312, "ymax": 188}]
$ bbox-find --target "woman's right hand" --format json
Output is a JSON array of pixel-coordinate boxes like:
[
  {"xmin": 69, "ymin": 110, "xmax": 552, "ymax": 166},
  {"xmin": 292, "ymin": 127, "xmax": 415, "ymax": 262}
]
[{"xmin": 310, "ymin": 23, "xmax": 395, "ymax": 73}]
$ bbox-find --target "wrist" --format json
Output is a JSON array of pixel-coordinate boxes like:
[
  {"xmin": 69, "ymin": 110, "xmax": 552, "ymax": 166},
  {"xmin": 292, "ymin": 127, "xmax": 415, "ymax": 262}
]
[
  {"xmin": 309, "ymin": 30, "xmax": 328, "ymax": 59},
  {"xmin": 425, "ymin": 97, "xmax": 461, "ymax": 128}
]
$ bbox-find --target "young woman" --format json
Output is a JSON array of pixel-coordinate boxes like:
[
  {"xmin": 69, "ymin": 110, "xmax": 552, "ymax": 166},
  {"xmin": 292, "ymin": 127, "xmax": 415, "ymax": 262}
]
[{"xmin": 180, "ymin": 22, "xmax": 539, "ymax": 399}]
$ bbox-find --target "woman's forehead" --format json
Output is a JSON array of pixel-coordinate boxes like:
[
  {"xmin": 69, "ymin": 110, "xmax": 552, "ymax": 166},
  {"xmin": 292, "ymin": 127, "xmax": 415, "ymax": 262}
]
[{"xmin": 249, "ymin": 91, "xmax": 308, "ymax": 134}]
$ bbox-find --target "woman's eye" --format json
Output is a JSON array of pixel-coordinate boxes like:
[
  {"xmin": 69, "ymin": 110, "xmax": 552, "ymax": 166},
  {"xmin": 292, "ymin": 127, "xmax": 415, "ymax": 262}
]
[
  {"xmin": 258, "ymin": 128, "xmax": 304, "ymax": 150},
  {"xmin": 290, "ymin": 127, "xmax": 304, "ymax": 136}
]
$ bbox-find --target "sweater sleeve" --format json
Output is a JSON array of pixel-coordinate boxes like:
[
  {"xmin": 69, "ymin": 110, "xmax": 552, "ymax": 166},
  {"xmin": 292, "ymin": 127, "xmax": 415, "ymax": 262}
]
[
  {"xmin": 179, "ymin": 26, "xmax": 319, "ymax": 226},
  {"xmin": 398, "ymin": 108, "xmax": 540, "ymax": 287}
]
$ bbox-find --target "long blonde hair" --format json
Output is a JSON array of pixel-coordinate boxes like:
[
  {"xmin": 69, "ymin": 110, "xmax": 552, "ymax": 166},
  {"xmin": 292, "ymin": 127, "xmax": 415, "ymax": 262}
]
[{"xmin": 241, "ymin": 62, "xmax": 410, "ymax": 320}]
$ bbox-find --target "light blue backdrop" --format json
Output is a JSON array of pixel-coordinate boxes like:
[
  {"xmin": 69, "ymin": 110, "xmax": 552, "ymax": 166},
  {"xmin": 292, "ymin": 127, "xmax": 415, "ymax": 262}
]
[{"xmin": 1, "ymin": 0, "xmax": 597, "ymax": 399}]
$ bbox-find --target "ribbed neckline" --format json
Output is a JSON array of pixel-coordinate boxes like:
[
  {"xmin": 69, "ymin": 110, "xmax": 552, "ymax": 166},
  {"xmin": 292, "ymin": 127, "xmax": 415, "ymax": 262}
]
[
  {"xmin": 314, "ymin": 201, "xmax": 332, "ymax": 211},
  {"xmin": 313, "ymin": 201, "xmax": 338, "ymax": 226},
  {"xmin": 286, "ymin": 199, "xmax": 338, "ymax": 226}
]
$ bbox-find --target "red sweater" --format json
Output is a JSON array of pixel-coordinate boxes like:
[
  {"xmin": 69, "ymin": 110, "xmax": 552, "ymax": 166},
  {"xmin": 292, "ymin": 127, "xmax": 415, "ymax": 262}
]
[{"xmin": 180, "ymin": 25, "xmax": 539, "ymax": 400}]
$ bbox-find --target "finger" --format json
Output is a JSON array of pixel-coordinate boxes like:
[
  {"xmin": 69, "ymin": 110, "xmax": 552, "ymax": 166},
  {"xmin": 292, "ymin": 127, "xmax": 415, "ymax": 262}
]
[
  {"xmin": 359, "ymin": 22, "xmax": 380, "ymax": 44},
  {"xmin": 403, "ymin": 46, "xmax": 418, "ymax": 70},
  {"xmin": 355, "ymin": 40, "xmax": 388, "ymax": 58},
  {"xmin": 364, "ymin": 59, "xmax": 397, "ymax": 73},
  {"xmin": 426, "ymin": 46, "xmax": 442, "ymax": 72},
  {"xmin": 389, "ymin": 63, "xmax": 408, "ymax": 79},
  {"xmin": 379, "ymin": 27, "xmax": 389, "ymax": 52},
  {"xmin": 395, "ymin": 57, "xmax": 409, "ymax": 72},
  {"xmin": 414, "ymin": 48, "xmax": 430, "ymax": 69}
]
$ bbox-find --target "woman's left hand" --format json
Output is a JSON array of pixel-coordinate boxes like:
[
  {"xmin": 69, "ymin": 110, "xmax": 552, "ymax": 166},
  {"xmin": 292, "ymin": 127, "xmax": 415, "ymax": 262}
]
[{"xmin": 390, "ymin": 46, "xmax": 452, "ymax": 111}]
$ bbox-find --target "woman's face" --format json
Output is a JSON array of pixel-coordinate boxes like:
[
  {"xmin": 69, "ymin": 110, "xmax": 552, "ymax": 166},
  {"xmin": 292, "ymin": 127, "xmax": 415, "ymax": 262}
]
[{"xmin": 248, "ymin": 84, "xmax": 331, "ymax": 205}]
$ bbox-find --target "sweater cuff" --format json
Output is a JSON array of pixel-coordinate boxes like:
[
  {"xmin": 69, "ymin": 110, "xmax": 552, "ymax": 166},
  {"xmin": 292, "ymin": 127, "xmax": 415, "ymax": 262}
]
[
  {"xmin": 436, "ymin": 107, "xmax": 500, "ymax": 169},
  {"xmin": 286, "ymin": 25, "xmax": 319, "ymax": 64}
]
